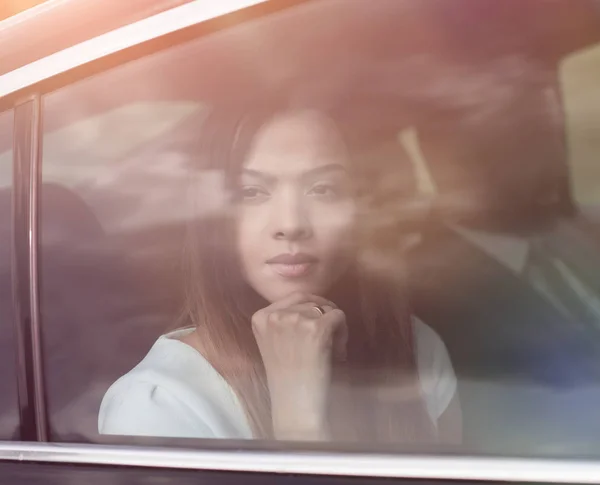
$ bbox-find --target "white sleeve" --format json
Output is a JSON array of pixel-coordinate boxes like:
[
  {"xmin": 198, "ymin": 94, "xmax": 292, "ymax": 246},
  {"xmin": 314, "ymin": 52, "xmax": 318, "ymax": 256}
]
[
  {"xmin": 413, "ymin": 319, "xmax": 457, "ymax": 424},
  {"xmin": 98, "ymin": 380, "xmax": 216, "ymax": 438}
]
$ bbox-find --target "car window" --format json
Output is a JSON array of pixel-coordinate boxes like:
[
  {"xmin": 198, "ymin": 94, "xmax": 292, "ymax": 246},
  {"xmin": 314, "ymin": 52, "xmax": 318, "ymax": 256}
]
[
  {"xmin": 39, "ymin": 0, "xmax": 600, "ymax": 457},
  {"xmin": 0, "ymin": 109, "xmax": 20, "ymax": 440}
]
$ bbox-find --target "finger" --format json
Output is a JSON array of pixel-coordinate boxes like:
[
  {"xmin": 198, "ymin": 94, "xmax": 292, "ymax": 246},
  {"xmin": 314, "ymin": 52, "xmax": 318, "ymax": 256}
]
[
  {"xmin": 285, "ymin": 302, "xmax": 336, "ymax": 318},
  {"xmin": 310, "ymin": 303, "xmax": 335, "ymax": 318},
  {"xmin": 333, "ymin": 316, "xmax": 348, "ymax": 362},
  {"xmin": 268, "ymin": 292, "xmax": 337, "ymax": 311}
]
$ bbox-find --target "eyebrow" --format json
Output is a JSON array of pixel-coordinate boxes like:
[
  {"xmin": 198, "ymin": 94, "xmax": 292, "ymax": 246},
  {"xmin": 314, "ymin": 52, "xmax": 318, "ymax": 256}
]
[{"xmin": 241, "ymin": 164, "xmax": 348, "ymax": 182}]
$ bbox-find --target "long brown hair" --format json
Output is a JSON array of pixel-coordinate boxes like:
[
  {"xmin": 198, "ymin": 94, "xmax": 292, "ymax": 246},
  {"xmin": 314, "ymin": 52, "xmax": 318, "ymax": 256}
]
[{"xmin": 180, "ymin": 93, "xmax": 435, "ymax": 443}]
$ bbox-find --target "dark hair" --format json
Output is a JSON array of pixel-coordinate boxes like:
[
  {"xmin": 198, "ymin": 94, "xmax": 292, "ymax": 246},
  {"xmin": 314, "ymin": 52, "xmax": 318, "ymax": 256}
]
[{"xmin": 181, "ymin": 93, "xmax": 435, "ymax": 443}]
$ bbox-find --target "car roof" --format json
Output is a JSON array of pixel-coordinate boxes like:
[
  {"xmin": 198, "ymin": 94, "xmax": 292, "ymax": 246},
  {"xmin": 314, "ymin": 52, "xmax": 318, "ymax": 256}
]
[
  {"xmin": 2, "ymin": 0, "xmax": 600, "ymax": 109},
  {"xmin": 0, "ymin": 0, "xmax": 193, "ymax": 77},
  {"xmin": 3, "ymin": 0, "xmax": 600, "ymax": 80}
]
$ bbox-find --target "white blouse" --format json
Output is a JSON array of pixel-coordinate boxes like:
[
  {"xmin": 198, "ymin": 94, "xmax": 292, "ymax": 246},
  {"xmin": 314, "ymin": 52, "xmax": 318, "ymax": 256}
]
[{"xmin": 99, "ymin": 320, "xmax": 457, "ymax": 439}]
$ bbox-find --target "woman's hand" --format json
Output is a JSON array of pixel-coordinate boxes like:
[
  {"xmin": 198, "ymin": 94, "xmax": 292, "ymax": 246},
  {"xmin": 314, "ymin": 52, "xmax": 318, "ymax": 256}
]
[{"xmin": 252, "ymin": 292, "xmax": 347, "ymax": 441}]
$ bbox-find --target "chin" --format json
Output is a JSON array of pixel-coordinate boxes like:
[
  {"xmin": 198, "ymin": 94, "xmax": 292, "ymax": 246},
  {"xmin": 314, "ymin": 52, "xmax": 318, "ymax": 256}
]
[{"xmin": 260, "ymin": 281, "xmax": 327, "ymax": 303}]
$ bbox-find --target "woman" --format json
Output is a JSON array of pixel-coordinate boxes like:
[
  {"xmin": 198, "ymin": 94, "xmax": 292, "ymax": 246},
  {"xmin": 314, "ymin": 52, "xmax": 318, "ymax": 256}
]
[{"xmin": 98, "ymin": 96, "xmax": 461, "ymax": 444}]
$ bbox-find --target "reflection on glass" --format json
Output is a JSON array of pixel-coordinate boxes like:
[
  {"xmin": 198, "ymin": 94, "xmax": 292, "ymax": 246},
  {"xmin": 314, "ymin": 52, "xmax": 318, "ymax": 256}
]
[{"xmin": 39, "ymin": 0, "xmax": 600, "ymax": 456}]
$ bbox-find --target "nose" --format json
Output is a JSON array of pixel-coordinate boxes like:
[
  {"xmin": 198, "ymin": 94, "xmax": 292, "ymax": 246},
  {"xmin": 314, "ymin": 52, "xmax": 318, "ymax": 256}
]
[{"xmin": 271, "ymin": 191, "xmax": 313, "ymax": 241}]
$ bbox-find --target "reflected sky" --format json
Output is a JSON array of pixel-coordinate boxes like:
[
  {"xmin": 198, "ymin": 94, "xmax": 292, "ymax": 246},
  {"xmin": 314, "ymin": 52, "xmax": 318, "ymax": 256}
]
[
  {"xmin": 0, "ymin": 0, "xmax": 595, "ymax": 235},
  {"xmin": 41, "ymin": 101, "xmax": 202, "ymax": 231}
]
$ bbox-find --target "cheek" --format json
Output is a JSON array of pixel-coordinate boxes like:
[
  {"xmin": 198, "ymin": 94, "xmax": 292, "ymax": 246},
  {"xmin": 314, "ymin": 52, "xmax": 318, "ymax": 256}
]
[
  {"xmin": 235, "ymin": 207, "xmax": 265, "ymax": 269},
  {"xmin": 312, "ymin": 201, "xmax": 356, "ymax": 252}
]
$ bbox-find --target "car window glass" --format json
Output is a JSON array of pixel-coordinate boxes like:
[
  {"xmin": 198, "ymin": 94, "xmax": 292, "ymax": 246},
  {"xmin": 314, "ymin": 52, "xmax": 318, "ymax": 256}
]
[
  {"xmin": 0, "ymin": 109, "xmax": 20, "ymax": 440},
  {"xmin": 40, "ymin": 0, "xmax": 600, "ymax": 456}
]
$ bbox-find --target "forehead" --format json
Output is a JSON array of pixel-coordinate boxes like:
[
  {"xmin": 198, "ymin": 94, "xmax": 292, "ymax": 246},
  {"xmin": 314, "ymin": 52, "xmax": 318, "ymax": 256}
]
[{"xmin": 243, "ymin": 110, "xmax": 348, "ymax": 173}]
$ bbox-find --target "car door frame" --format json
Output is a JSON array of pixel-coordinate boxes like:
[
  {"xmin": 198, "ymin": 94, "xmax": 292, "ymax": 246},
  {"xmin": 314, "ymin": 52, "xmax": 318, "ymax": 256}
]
[{"xmin": 2, "ymin": 0, "xmax": 600, "ymax": 482}]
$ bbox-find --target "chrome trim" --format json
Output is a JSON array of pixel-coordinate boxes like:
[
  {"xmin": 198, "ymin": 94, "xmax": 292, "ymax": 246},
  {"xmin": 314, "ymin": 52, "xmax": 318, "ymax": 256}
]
[
  {"xmin": 28, "ymin": 96, "xmax": 47, "ymax": 441},
  {"xmin": 0, "ymin": 442, "xmax": 600, "ymax": 483},
  {"xmin": 0, "ymin": 0, "xmax": 269, "ymax": 99},
  {"xmin": 11, "ymin": 101, "xmax": 30, "ymax": 440}
]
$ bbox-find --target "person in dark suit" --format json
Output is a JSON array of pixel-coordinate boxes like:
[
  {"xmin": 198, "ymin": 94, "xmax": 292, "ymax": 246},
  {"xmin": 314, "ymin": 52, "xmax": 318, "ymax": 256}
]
[{"xmin": 405, "ymin": 90, "xmax": 600, "ymax": 453}]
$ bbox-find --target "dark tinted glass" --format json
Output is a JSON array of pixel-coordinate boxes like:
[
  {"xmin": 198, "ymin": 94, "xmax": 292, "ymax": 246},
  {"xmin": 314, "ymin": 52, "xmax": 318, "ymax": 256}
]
[
  {"xmin": 0, "ymin": 109, "xmax": 20, "ymax": 439},
  {"xmin": 40, "ymin": 0, "xmax": 600, "ymax": 457}
]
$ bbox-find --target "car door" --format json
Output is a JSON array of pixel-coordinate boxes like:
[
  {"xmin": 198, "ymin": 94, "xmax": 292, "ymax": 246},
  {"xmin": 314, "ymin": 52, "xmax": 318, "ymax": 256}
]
[{"xmin": 3, "ymin": 0, "xmax": 600, "ymax": 484}]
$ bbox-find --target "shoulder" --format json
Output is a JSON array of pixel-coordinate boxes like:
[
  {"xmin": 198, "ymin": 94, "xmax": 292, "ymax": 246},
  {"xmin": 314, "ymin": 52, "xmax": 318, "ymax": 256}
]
[
  {"xmin": 412, "ymin": 318, "xmax": 457, "ymax": 423},
  {"xmin": 98, "ymin": 370, "xmax": 215, "ymax": 438},
  {"xmin": 98, "ymin": 335, "xmax": 251, "ymax": 439}
]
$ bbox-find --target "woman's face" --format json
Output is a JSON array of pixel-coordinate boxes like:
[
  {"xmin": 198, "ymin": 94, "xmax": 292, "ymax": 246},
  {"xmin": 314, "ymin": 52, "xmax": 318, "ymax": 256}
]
[{"xmin": 235, "ymin": 110, "xmax": 356, "ymax": 303}]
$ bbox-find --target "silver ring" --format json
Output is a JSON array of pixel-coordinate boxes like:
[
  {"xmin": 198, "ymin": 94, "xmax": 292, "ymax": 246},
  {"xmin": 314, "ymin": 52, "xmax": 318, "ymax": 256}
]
[{"xmin": 312, "ymin": 305, "xmax": 326, "ymax": 316}]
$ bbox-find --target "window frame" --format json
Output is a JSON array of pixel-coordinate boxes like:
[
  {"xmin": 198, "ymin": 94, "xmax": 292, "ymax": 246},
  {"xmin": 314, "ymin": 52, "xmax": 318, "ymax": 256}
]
[
  {"xmin": 11, "ymin": 96, "xmax": 45, "ymax": 442},
  {"xmin": 0, "ymin": 106, "xmax": 22, "ymax": 441},
  {"xmin": 0, "ymin": 441, "xmax": 600, "ymax": 483},
  {"xmin": 3, "ymin": 0, "xmax": 600, "ymax": 482}
]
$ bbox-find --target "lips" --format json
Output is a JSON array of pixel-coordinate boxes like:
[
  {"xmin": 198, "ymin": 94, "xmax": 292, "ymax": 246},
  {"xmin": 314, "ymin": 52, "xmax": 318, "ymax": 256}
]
[{"xmin": 266, "ymin": 253, "xmax": 318, "ymax": 278}]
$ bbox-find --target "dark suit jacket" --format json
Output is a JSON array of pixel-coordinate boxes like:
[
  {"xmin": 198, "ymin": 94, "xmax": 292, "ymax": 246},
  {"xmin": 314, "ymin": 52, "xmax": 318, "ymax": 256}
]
[{"xmin": 409, "ymin": 223, "xmax": 600, "ymax": 454}]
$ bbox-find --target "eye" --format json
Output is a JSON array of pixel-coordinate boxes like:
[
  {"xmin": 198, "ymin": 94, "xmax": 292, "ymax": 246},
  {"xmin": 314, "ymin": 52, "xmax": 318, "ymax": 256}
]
[
  {"xmin": 307, "ymin": 183, "xmax": 339, "ymax": 198},
  {"xmin": 239, "ymin": 185, "xmax": 269, "ymax": 201}
]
